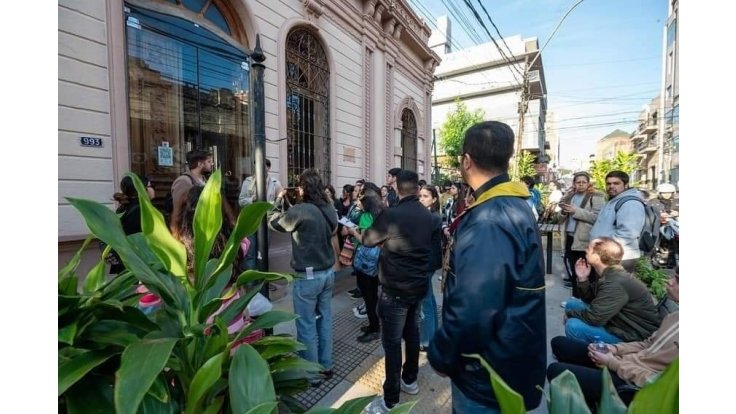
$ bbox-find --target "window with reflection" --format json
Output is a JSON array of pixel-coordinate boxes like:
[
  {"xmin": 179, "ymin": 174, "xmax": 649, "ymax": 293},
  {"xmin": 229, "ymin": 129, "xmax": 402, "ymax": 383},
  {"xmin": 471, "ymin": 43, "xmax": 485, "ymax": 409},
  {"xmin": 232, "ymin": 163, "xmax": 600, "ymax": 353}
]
[
  {"xmin": 400, "ymin": 109, "xmax": 418, "ymax": 172},
  {"xmin": 285, "ymin": 28, "xmax": 330, "ymax": 186},
  {"xmin": 125, "ymin": 4, "xmax": 250, "ymax": 208}
]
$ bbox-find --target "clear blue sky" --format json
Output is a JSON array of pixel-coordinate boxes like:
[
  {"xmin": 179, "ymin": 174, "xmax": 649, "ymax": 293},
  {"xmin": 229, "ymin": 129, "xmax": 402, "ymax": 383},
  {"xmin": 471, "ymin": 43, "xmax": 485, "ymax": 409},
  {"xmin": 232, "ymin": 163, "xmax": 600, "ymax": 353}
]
[{"xmin": 411, "ymin": 0, "xmax": 668, "ymax": 170}]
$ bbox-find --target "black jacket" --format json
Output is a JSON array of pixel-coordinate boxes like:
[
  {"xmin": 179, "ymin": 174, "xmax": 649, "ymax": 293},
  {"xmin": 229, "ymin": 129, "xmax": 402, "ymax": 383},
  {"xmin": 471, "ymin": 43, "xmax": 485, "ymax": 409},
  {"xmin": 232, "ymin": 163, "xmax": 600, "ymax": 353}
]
[
  {"xmin": 362, "ymin": 195, "xmax": 433, "ymax": 300},
  {"xmin": 427, "ymin": 176, "xmax": 546, "ymax": 410},
  {"xmin": 428, "ymin": 212, "xmax": 443, "ymax": 271}
]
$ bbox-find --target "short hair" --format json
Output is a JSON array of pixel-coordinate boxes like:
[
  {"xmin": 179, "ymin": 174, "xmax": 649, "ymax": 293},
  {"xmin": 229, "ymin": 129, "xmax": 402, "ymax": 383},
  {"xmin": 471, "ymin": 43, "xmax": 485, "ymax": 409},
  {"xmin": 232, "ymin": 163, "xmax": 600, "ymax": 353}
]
[
  {"xmin": 462, "ymin": 121, "xmax": 515, "ymax": 173},
  {"xmin": 186, "ymin": 150, "xmax": 212, "ymax": 169},
  {"xmin": 573, "ymin": 171, "xmax": 591, "ymax": 182},
  {"xmin": 396, "ymin": 169, "xmax": 419, "ymax": 197},
  {"xmin": 388, "ymin": 168, "xmax": 402, "ymax": 177},
  {"xmin": 590, "ymin": 237, "xmax": 624, "ymax": 266},
  {"xmin": 418, "ymin": 179, "xmax": 427, "ymax": 187},
  {"xmin": 265, "ymin": 158, "xmax": 272, "ymax": 168},
  {"xmin": 521, "ymin": 176, "xmax": 536, "ymax": 188},
  {"xmin": 605, "ymin": 170, "xmax": 630, "ymax": 185}
]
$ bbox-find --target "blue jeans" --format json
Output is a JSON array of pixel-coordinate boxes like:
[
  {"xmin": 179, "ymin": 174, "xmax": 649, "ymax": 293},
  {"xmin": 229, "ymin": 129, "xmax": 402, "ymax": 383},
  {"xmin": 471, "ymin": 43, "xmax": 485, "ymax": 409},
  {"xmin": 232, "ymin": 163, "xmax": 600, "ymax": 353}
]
[
  {"xmin": 377, "ymin": 289, "xmax": 421, "ymax": 407},
  {"xmin": 452, "ymin": 383, "xmax": 501, "ymax": 414},
  {"xmin": 564, "ymin": 298, "xmax": 622, "ymax": 344},
  {"xmin": 292, "ymin": 268, "xmax": 335, "ymax": 370},
  {"xmin": 420, "ymin": 271, "xmax": 438, "ymax": 347}
]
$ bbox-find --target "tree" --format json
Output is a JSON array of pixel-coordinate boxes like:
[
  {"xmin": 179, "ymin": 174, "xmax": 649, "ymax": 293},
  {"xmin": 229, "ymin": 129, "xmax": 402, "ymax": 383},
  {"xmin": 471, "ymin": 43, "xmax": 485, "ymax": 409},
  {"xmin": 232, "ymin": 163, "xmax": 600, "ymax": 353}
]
[
  {"xmin": 589, "ymin": 151, "xmax": 641, "ymax": 191},
  {"xmin": 513, "ymin": 150, "xmax": 537, "ymax": 182},
  {"xmin": 438, "ymin": 99, "xmax": 485, "ymax": 168}
]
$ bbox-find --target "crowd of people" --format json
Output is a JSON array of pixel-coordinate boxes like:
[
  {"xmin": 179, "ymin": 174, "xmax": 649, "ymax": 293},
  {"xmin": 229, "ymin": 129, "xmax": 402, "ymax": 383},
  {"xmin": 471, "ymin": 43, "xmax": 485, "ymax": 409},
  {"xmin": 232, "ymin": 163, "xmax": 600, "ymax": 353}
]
[{"xmin": 107, "ymin": 119, "xmax": 679, "ymax": 413}]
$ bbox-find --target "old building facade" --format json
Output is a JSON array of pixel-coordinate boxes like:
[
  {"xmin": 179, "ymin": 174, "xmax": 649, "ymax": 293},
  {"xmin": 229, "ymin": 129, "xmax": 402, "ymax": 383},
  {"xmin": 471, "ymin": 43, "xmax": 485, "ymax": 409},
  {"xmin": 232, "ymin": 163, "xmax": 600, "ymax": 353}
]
[{"xmin": 59, "ymin": 0, "xmax": 440, "ymax": 253}]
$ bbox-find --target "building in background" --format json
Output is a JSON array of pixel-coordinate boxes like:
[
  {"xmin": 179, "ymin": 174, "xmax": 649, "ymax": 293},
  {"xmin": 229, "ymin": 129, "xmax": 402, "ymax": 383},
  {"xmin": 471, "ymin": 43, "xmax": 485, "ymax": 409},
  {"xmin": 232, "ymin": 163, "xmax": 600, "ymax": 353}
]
[
  {"xmin": 59, "ymin": 0, "xmax": 439, "ymax": 260},
  {"xmin": 658, "ymin": 0, "xmax": 678, "ymax": 186},
  {"xmin": 544, "ymin": 111, "xmax": 559, "ymax": 181},
  {"xmin": 429, "ymin": 16, "xmax": 548, "ymax": 177},
  {"xmin": 631, "ymin": 97, "xmax": 660, "ymax": 190},
  {"xmin": 595, "ymin": 129, "xmax": 633, "ymax": 161}
]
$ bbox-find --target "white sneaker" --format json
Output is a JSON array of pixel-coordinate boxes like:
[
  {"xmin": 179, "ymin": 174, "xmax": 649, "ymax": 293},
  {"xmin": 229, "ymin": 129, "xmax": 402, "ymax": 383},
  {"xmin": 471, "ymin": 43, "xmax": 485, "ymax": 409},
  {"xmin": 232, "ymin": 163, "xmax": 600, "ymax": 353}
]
[
  {"xmin": 400, "ymin": 379, "xmax": 419, "ymax": 395},
  {"xmin": 560, "ymin": 301, "xmax": 567, "ymax": 308},
  {"xmin": 353, "ymin": 305, "xmax": 368, "ymax": 319},
  {"xmin": 363, "ymin": 397, "xmax": 390, "ymax": 414}
]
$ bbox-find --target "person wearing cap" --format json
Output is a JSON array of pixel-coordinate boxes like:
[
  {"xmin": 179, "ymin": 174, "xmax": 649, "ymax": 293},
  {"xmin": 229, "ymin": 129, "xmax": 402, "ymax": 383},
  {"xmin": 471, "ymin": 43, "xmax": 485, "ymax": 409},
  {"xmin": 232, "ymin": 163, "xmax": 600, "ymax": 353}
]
[
  {"xmin": 559, "ymin": 172, "xmax": 606, "ymax": 296},
  {"xmin": 650, "ymin": 183, "xmax": 679, "ymax": 267}
]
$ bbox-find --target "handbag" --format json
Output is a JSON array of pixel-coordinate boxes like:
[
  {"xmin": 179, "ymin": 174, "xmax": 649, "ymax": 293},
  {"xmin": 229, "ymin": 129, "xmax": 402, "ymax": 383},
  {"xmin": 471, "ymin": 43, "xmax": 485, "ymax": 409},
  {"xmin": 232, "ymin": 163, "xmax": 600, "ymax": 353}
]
[
  {"xmin": 339, "ymin": 239, "xmax": 355, "ymax": 266},
  {"xmin": 353, "ymin": 244, "xmax": 380, "ymax": 276}
]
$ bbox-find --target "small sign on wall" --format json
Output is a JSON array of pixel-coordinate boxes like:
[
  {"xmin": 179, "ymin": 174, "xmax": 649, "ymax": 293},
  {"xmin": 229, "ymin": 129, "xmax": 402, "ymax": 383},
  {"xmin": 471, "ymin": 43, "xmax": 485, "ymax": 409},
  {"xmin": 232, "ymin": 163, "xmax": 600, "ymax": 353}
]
[
  {"xmin": 158, "ymin": 142, "xmax": 173, "ymax": 167},
  {"xmin": 80, "ymin": 136, "xmax": 103, "ymax": 147}
]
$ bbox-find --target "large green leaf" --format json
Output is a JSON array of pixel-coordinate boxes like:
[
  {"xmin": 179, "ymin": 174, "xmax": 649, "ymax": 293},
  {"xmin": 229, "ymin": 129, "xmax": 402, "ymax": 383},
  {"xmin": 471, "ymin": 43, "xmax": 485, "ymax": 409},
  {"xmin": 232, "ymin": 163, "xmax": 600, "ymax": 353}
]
[
  {"xmin": 59, "ymin": 235, "xmax": 94, "ymax": 279},
  {"xmin": 231, "ymin": 310, "xmax": 297, "ymax": 345},
  {"xmin": 67, "ymin": 197, "xmax": 190, "ymax": 312},
  {"xmin": 209, "ymin": 201, "xmax": 275, "ymax": 279},
  {"xmin": 196, "ymin": 259, "xmax": 230, "ymax": 310},
  {"xmin": 138, "ymin": 393, "xmax": 176, "ymax": 414},
  {"xmin": 268, "ymin": 355, "xmax": 323, "ymax": 374},
  {"xmin": 214, "ymin": 283, "xmax": 264, "ymax": 327},
  {"xmin": 243, "ymin": 402, "xmax": 279, "ymax": 414},
  {"xmin": 628, "ymin": 358, "xmax": 678, "ymax": 414},
  {"xmin": 201, "ymin": 318, "xmax": 229, "ymax": 363},
  {"xmin": 548, "ymin": 369, "xmax": 591, "ymax": 414},
  {"xmin": 598, "ymin": 367, "xmax": 627, "ymax": 414},
  {"xmin": 229, "ymin": 344, "xmax": 277, "ymax": 414},
  {"xmin": 59, "ymin": 322, "xmax": 77, "ymax": 345},
  {"xmin": 201, "ymin": 396, "xmax": 224, "ymax": 414},
  {"xmin": 81, "ymin": 320, "xmax": 146, "ymax": 347},
  {"xmin": 304, "ymin": 395, "xmax": 375, "ymax": 414},
  {"xmin": 59, "ymin": 349, "xmax": 117, "ymax": 395},
  {"xmin": 464, "ymin": 353, "xmax": 525, "ymax": 414},
  {"xmin": 252, "ymin": 335, "xmax": 306, "ymax": 360},
  {"xmin": 236, "ymin": 270, "xmax": 294, "ymax": 287},
  {"xmin": 147, "ymin": 374, "xmax": 170, "ymax": 403},
  {"xmin": 83, "ymin": 250, "xmax": 110, "ymax": 294},
  {"xmin": 388, "ymin": 400, "xmax": 419, "ymax": 414},
  {"xmin": 193, "ymin": 170, "xmax": 223, "ymax": 289},
  {"xmin": 127, "ymin": 172, "xmax": 188, "ymax": 279},
  {"xmin": 115, "ymin": 338, "xmax": 178, "ymax": 414},
  {"xmin": 185, "ymin": 352, "xmax": 225, "ymax": 414}
]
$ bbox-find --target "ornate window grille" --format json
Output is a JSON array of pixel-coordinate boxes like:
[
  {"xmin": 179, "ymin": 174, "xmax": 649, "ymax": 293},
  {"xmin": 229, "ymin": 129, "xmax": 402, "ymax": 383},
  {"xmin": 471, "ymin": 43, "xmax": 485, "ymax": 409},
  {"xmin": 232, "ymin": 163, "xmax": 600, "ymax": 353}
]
[
  {"xmin": 285, "ymin": 29, "xmax": 330, "ymax": 186},
  {"xmin": 400, "ymin": 109, "xmax": 418, "ymax": 172}
]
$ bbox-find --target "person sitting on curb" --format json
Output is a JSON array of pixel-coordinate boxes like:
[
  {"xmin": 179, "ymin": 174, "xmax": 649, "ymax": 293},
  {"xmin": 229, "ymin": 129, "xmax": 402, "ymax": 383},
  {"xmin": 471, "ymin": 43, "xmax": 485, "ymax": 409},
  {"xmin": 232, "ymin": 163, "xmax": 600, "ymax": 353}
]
[
  {"xmin": 564, "ymin": 237, "xmax": 661, "ymax": 344},
  {"xmin": 547, "ymin": 267, "xmax": 679, "ymax": 410}
]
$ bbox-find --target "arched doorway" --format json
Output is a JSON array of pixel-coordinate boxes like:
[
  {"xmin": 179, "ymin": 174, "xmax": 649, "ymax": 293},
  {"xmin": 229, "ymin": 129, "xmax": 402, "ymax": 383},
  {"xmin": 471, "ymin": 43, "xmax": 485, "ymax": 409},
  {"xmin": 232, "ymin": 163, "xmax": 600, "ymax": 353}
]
[
  {"xmin": 285, "ymin": 28, "xmax": 331, "ymax": 186},
  {"xmin": 400, "ymin": 109, "xmax": 418, "ymax": 172},
  {"xmin": 125, "ymin": 1, "xmax": 251, "ymax": 208}
]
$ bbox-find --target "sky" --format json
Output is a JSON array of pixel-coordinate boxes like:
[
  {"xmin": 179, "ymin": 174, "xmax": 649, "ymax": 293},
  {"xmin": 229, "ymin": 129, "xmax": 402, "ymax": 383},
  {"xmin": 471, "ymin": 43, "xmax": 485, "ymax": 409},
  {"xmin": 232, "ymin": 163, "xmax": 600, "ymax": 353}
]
[{"xmin": 410, "ymin": 0, "xmax": 668, "ymax": 170}]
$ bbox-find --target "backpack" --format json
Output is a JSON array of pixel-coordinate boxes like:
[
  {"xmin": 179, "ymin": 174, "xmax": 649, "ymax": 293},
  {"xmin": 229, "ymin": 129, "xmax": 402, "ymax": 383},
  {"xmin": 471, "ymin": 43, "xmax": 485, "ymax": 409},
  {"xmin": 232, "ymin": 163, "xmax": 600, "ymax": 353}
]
[
  {"xmin": 614, "ymin": 196, "xmax": 660, "ymax": 254},
  {"xmin": 163, "ymin": 174, "xmax": 195, "ymax": 215}
]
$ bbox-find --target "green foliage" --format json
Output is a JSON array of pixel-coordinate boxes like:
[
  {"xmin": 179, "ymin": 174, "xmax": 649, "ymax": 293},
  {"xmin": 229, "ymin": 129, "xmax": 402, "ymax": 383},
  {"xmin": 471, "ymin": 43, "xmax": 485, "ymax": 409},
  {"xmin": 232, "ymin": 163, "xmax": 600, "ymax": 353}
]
[
  {"xmin": 589, "ymin": 151, "xmax": 641, "ymax": 191},
  {"xmin": 513, "ymin": 150, "xmax": 537, "ymax": 182},
  {"xmin": 58, "ymin": 171, "xmax": 315, "ymax": 414},
  {"xmin": 438, "ymin": 99, "xmax": 485, "ymax": 167},
  {"xmin": 634, "ymin": 258, "xmax": 670, "ymax": 300},
  {"xmin": 472, "ymin": 353, "xmax": 678, "ymax": 414}
]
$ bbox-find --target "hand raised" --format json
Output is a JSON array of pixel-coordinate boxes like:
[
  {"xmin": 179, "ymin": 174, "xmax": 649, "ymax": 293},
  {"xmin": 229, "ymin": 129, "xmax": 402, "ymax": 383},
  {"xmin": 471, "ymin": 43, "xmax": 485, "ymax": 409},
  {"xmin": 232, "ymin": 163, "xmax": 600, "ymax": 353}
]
[{"xmin": 575, "ymin": 258, "xmax": 591, "ymax": 282}]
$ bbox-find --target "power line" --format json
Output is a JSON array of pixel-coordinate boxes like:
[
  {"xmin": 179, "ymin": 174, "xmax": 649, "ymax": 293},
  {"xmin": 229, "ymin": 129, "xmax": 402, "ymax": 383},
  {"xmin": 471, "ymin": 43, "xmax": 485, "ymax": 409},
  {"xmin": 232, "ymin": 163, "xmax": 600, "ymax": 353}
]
[{"xmin": 474, "ymin": 0, "xmax": 522, "ymax": 76}]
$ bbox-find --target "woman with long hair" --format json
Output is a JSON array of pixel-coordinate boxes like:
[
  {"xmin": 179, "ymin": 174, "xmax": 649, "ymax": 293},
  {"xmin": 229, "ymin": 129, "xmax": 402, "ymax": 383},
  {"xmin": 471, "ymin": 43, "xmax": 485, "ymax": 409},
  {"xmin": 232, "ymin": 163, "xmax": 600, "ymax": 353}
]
[
  {"xmin": 345, "ymin": 182, "xmax": 384, "ymax": 342},
  {"xmin": 417, "ymin": 185, "xmax": 443, "ymax": 351},
  {"xmin": 380, "ymin": 185, "xmax": 390, "ymax": 207},
  {"xmin": 270, "ymin": 169, "xmax": 338, "ymax": 384}
]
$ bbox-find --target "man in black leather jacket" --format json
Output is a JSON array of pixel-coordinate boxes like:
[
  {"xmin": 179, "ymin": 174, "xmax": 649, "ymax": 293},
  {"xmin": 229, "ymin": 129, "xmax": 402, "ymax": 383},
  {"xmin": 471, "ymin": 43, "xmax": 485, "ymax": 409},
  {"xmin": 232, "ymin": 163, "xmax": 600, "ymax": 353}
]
[{"xmin": 428, "ymin": 121, "xmax": 547, "ymax": 412}]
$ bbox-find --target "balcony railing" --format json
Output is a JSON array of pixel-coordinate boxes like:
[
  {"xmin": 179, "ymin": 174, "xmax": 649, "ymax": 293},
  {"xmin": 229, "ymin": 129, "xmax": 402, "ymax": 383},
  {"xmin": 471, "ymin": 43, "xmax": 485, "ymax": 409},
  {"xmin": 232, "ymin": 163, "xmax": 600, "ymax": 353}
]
[{"xmin": 636, "ymin": 137, "xmax": 658, "ymax": 154}]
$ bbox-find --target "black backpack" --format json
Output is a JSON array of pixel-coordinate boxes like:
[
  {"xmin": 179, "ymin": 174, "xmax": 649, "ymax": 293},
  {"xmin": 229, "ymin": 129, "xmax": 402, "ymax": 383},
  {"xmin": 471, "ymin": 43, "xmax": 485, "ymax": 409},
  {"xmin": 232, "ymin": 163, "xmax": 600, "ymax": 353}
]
[
  {"xmin": 163, "ymin": 174, "xmax": 195, "ymax": 215},
  {"xmin": 614, "ymin": 195, "xmax": 660, "ymax": 254}
]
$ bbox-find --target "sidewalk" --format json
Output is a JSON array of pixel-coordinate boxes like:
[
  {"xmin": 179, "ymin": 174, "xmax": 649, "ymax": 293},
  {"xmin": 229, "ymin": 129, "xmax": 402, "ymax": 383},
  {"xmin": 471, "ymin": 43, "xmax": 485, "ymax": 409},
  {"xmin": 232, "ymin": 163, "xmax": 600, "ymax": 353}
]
[{"xmin": 271, "ymin": 238, "xmax": 569, "ymax": 413}]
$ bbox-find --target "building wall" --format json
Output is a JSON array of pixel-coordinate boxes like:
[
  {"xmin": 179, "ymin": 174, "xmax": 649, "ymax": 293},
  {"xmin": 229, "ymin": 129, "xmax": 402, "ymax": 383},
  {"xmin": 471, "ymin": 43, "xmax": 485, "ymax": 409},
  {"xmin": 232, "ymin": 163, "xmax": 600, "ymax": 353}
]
[
  {"xmin": 58, "ymin": 0, "xmax": 439, "ymax": 242},
  {"xmin": 596, "ymin": 136, "xmax": 634, "ymax": 161}
]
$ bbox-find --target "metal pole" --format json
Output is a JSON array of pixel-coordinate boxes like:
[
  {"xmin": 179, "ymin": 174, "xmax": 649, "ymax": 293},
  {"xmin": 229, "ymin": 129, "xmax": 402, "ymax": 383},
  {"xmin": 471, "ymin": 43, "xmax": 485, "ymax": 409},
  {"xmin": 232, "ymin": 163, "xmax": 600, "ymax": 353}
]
[{"xmin": 250, "ymin": 35, "xmax": 270, "ymax": 296}]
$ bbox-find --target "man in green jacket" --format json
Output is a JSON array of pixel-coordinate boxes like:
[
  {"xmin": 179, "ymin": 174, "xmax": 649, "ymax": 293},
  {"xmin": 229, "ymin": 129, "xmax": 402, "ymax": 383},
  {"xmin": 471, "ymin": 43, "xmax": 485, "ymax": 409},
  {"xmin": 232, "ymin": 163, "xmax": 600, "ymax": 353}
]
[{"xmin": 564, "ymin": 237, "xmax": 661, "ymax": 344}]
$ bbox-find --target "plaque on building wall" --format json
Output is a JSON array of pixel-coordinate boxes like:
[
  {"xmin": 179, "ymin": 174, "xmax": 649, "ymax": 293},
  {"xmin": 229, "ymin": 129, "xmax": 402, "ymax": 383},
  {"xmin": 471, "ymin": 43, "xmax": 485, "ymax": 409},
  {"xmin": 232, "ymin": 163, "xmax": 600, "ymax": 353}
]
[
  {"xmin": 158, "ymin": 142, "xmax": 174, "ymax": 167},
  {"xmin": 80, "ymin": 136, "xmax": 103, "ymax": 147}
]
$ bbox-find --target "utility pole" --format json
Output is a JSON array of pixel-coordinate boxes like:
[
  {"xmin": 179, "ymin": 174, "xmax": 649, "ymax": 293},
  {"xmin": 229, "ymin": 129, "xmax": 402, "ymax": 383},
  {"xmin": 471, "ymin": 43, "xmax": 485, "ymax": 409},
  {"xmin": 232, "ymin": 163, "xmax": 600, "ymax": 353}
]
[
  {"xmin": 512, "ymin": 56, "xmax": 529, "ymax": 181},
  {"xmin": 250, "ymin": 35, "xmax": 269, "ymax": 298}
]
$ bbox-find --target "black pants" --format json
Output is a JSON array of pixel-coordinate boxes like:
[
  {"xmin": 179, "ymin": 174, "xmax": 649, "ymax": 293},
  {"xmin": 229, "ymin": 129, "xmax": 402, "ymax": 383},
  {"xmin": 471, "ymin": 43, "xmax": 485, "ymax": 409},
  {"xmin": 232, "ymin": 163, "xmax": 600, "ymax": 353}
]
[
  {"xmin": 377, "ymin": 290, "xmax": 420, "ymax": 407},
  {"xmin": 546, "ymin": 336, "xmax": 627, "ymax": 412},
  {"xmin": 564, "ymin": 234, "xmax": 586, "ymax": 298},
  {"xmin": 356, "ymin": 271, "xmax": 380, "ymax": 332}
]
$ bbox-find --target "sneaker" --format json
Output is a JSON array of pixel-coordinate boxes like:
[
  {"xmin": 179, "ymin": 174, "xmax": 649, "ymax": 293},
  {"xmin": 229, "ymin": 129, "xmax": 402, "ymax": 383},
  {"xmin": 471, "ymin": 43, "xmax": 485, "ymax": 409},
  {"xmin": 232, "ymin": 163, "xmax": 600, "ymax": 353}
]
[
  {"xmin": 400, "ymin": 379, "xmax": 419, "ymax": 395},
  {"xmin": 348, "ymin": 288, "xmax": 360, "ymax": 296},
  {"xmin": 357, "ymin": 331, "xmax": 380, "ymax": 343},
  {"xmin": 353, "ymin": 305, "xmax": 368, "ymax": 319},
  {"xmin": 363, "ymin": 397, "xmax": 391, "ymax": 414},
  {"xmin": 350, "ymin": 290, "xmax": 363, "ymax": 299},
  {"xmin": 560, "ymin": 301, "xmax": 567, "ymax": 308},
  {"xmin": 419, "ymin": 345, "xmax": 429, "ymax": 353},
  {"xmin": 320, "ymin": 370, "xmax": 334, "ymax": 381}
]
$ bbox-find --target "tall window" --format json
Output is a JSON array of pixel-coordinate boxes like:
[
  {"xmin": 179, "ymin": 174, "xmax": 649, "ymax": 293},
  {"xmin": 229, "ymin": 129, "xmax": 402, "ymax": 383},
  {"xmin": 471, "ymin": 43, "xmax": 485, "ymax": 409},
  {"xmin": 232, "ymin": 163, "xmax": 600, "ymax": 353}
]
[
  {"xmin": 125, "ymin": 3, "xmax": 250, "ymax": 207},
  {"xmin": 285, "ymin": 29, "xmax": 330, "ymax": 186},
  {"xmin": 400, "ymin": 109, "xmax": 418, "ymax": 172}
]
